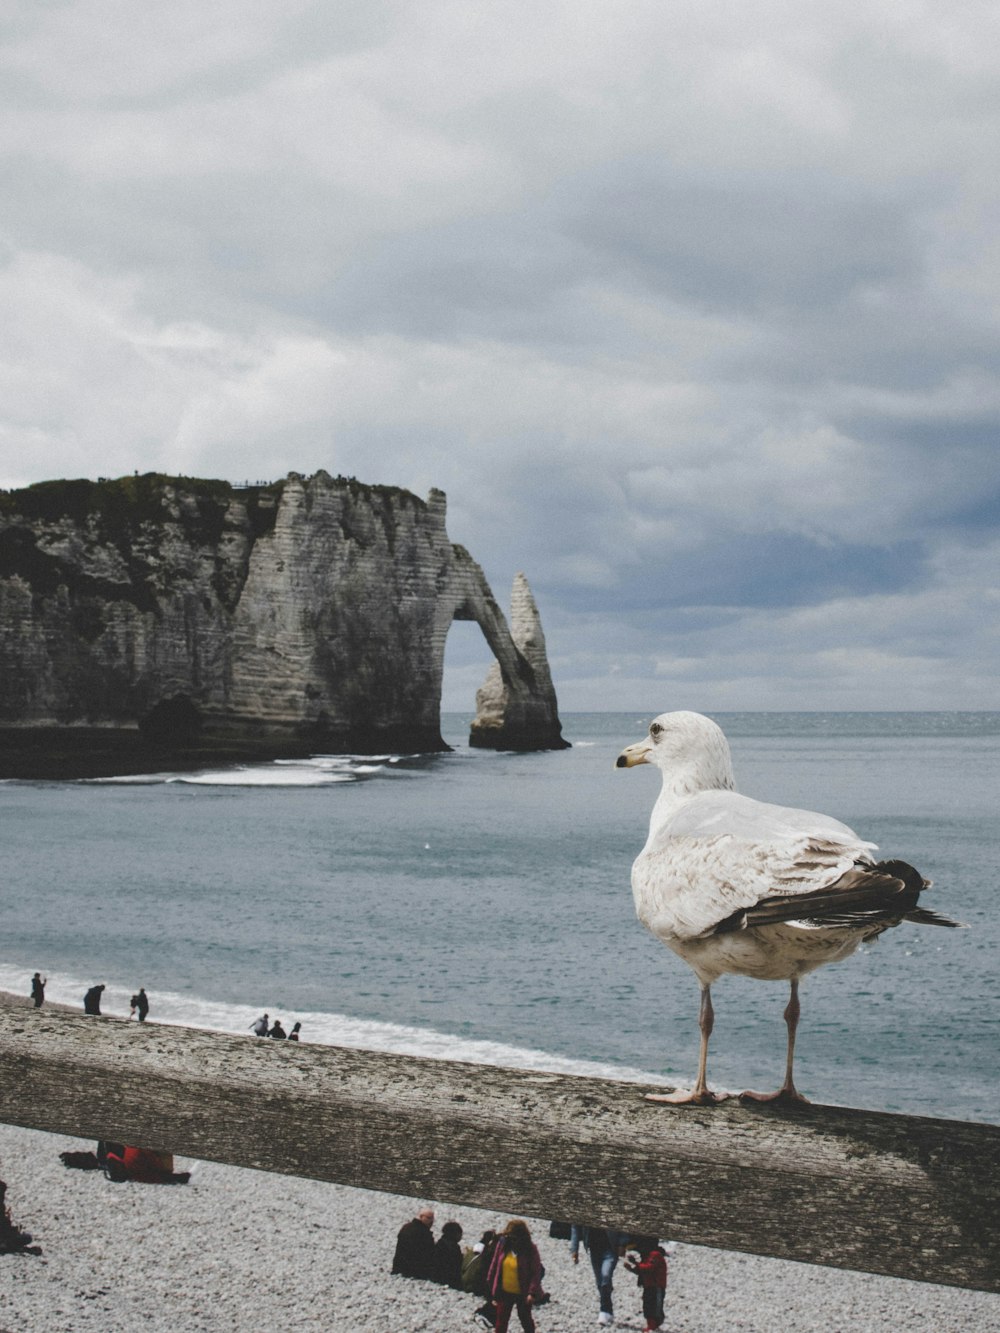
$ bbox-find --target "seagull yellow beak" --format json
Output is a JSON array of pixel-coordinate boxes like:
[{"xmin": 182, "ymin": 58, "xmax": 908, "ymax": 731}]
[{"xmin": 616, "ymin": 740, "xmax": 651, "ymax": 769}]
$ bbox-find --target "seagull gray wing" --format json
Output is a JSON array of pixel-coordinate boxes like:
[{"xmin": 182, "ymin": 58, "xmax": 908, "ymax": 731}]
[
  {"xmin": 656, "ymin": 790, "xmax": 870, "ymax": 848},
  {"xmin": 632, "ymin": 790, "xmax": 877, "ymax": 941}
]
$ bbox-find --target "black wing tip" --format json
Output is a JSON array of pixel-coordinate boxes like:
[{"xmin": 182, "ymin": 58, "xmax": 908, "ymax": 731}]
[{"xmin": 904, "ymin": 907, "xmax": 967, "ymax": 928}]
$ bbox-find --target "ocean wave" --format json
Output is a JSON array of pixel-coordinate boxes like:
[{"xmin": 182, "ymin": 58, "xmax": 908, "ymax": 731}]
[
  {"xmin": 169, "ymin": 767, "xmax": 356, "ymax": 787},
  {"xmin": 82, "ymin": 753, "xmax": 420, "ymax": 788}
]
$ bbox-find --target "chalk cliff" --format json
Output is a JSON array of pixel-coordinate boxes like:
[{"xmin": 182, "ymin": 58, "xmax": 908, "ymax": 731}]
[{"xmin": 0, "ymin": 472, "xmax": 567, "ymax": 754}]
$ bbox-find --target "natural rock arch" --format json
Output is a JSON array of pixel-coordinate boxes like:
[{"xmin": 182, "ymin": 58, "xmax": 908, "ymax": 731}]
[
  {"xmin": 0, "ymin": 471, "xmax": 568, "ymax": 755},
  {"xmin": 443, "ymin": 554, "xmax": 567, "ymax": 750}
]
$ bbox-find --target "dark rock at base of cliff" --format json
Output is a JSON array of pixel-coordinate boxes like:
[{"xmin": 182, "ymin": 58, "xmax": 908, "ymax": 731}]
[
  {"xmin": 0, "ymin": 729, "xmax": 325, "ymax": 781},
  {"xmin": 0, "ymin": 722, "xmax": 453, "ymax": 780},
  {"xmin": 0, "ymin": 730, "xmax": 442, "ymax": 778},
  {"xmin": 468, "ymin": 722, "xmax": 571, "ymax": 752},
  {"xmin": 138, "ymin": 694, "xmax": 204, "ymax": 744}
]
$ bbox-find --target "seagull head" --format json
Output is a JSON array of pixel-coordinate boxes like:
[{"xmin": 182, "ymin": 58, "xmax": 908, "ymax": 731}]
[{"xmin": 616, "ymin": 711, "xmax": 735, "ymax": 795}]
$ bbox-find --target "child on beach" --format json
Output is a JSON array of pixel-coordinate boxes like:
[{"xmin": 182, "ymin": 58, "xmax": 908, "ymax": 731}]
[{"xmin": 624, "ymin": 1237, "xmax": 668, "ymax": 1332}]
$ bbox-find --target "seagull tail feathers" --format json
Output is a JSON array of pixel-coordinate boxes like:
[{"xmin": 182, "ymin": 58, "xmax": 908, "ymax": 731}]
[
  {"xmin": 712, "ymin": 857, "xmax": 965, "ymax": 934},
  {"xmin": 903, "ymin": 906, "xmax": 966, "ymax": 928},
  {"xmin": 873, "ymin": 858, "xmax": 966, "ymax": 927}
]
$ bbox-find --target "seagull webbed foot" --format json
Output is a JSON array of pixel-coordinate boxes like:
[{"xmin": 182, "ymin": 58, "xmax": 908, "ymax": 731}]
[{"xmin": 739, "ymin": 1086, "xmax": 811, "ymax": 1106}]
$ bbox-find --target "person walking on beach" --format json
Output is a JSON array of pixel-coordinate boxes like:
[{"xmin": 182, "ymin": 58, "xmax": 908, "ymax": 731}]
[
  {"xmin": 129, "ymin": 988, "xmax": 149, "ymax": 1022},
  {"xmin": 30, "ymin": 972, "xmax": 46, "ymax": 1008},
  {"xmin": 391, "ymin": 1207, "xmax": 436, "ymax": 1279},
  {"xmin": 83, "ymin": 984, "xmax": 105, "ymax": 1016},
  {"xmin": 571, "ymin": 1224, "xmax": 630, "ymax": 1326},
  {"xmin": 250, "ymin": 1012, "xmax": 269, "ymax": 1036},
  {"xmin": 486, "ymin": 1218, "xmax": 544, "ymax": 1333},
  {"xmin": 624, "ymin": 1238, "xmax": 668, "ymax": 1331}
]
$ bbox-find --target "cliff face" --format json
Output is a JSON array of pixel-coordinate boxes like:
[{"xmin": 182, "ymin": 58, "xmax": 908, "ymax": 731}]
[{"xmin": 0, "ymin": 472, "xmax": 567, "ymax": 753}]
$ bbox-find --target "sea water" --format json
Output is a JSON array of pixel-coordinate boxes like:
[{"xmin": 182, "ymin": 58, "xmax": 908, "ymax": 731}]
[{"xmin": 2, "ymin": 713, "xmax": 997, "ymax": 1124}]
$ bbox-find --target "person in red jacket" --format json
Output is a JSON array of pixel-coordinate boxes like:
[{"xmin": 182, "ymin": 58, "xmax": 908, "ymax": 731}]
[
  {"xmin": 486, "ymin": 1219, "xmax": 544, "ymax": 1333},
  {"xmin": 625, "ymin": 1238, "xmax": 668, "ymax": 1331},
  {"xmin": 122, "ymin": 1147, "xmax": 175, "ymax": 1183},
  {"xmin": 102, "ymin": 1144, "xmax": 189, "ymax": 1184}
]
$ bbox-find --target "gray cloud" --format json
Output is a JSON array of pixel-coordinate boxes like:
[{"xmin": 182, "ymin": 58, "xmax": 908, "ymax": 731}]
[{"xmin": 1, "ymin": 1, "xmax": 998, "ymax": 709}]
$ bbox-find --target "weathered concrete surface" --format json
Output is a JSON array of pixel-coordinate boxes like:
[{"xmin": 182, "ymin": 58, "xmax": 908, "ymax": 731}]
[
  {"xmin": 0, "ymin": 1009, "xmax": 997, "ymax": 1292},
  {"xmin": 0, "ymin": 472, "xmax": 566, "ymax": 757}
]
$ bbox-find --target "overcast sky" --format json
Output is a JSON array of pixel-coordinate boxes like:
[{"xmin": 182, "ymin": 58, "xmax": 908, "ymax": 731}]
[{"xmin": 1, "ymin": 2, "xmax": 998, "ymax": 712}]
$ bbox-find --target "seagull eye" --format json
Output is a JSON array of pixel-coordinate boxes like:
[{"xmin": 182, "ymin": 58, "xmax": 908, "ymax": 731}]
[{"xmin": 649, "ymin": 722, "xmax": 662, "ymax": 737}]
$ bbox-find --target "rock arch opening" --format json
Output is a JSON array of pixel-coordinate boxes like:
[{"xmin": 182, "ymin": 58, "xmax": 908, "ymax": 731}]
[{"xmin": 441, "ymin": 620, "xmax": 498, "ymax": 718}]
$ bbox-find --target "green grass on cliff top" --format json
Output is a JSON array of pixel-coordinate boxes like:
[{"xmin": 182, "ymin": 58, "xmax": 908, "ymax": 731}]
[
  {"xmin": 0, "ymin": 474, "xmax": 242, "ymax": 525},
  {"xmin": 0, "ymin": 471, "xmax": 427, "ymax": 529}
]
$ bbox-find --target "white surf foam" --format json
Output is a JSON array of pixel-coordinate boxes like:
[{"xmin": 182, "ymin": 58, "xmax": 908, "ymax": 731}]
[
  {"xmin": 169, "ymin": 767, "xmax": 356, "ymax": 787},
  {"xmin": 82, "ymin": 754, "xmax": 411, "ymax": 787}
]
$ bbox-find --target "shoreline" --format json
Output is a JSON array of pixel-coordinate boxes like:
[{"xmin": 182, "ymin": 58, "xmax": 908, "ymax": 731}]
[{"xmin": 2, "ymin": 995, "xmax": 999, "ymax": 1330}]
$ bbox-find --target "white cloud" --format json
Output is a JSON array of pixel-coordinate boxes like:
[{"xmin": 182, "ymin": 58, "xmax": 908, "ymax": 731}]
[{"xmin": 1, "ymin": 2, "xmax": 998, "ymax": 708}]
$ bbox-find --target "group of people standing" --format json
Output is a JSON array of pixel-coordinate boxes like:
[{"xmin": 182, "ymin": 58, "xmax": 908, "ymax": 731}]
[
  {"xmin": 83, "ymin": 983, "xmax": 148, "ymax": 1020},
  {"xmin": 31, "ymin": 976, "xmax": 306, "ymax": 1042},
  {"xmin": 249, "ymin": 1012, "xmax": 301, "ymax": 1040},
  {"xmin": 391, "ymin": 1209, "xmax": 669, "ymax": 1332},
  {"xmin": 29, "ymin": 974, "xmax": 150, "ymax": 1023}
]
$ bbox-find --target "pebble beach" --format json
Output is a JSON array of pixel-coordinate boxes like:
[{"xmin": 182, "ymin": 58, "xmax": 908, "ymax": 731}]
[
  {"xmin": 2, "ymin": 1119, "xmax": 1000, "ymax": 1333},
  {"xmin": 2, "ymin": 1002, "xmax": 999, "ymax": 1332}
]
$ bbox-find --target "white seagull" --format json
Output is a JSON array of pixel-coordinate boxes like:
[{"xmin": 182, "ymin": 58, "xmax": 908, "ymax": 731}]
[{"xmin": 616, "ymin": 711, "xmax": 963, "ymax": 1105}]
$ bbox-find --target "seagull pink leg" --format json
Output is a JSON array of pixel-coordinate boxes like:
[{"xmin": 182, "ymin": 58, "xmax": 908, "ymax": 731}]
[
  {"xmin": 645, "ymin": 983, "xmax": 729, "ymax": 1105},
  {"xmin": 741, "ymin": 978, "xmax": 811, "ymax": 1105}
]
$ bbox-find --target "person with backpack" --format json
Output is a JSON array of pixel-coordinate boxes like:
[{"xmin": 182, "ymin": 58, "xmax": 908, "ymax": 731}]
[
  {"xmin": 486, "ymin": 1218, "xmax": 544, "ymax": 1333},
  {"xmin": 466, "ymin": 1229, "xmax": 499, "ymax": 1327}
]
